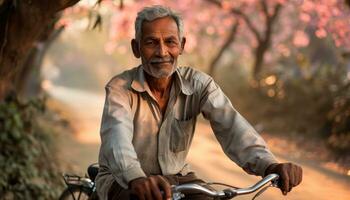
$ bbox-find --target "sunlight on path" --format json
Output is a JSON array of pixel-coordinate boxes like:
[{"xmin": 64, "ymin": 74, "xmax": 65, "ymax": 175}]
[
  {"xmin": 50, "ymin": 86, "xmax": 350, "ymax": 200},
  {"xmin": 48, "ymin": 85, "xmax": 103, "ymax": 144},
  {"xmin": 188, "ymin": 122, "xmax": 350, "ymax": 200}
]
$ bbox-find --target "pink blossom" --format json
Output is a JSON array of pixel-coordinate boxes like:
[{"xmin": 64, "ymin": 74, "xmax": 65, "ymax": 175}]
[
  {"xmin": 315, "ymin": 28, "xmax": 327, "ymax": 38},
  {"xmin": 293, "ymin": 31, "xmax": 309, "ymax": 47}
]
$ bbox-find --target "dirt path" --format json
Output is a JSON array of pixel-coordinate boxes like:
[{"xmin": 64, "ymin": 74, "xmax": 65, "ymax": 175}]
[{"xmin": 51, "ymin": 86, "xmax": 350, "ymax": 200}]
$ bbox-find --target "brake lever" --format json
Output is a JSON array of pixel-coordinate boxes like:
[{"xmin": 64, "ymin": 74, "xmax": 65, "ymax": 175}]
[
  {"xmin": 252, "ymin": 175, "xmax": 279, "ymax": 200},
  {"xmin": 172, "ymin": 191, "xmax": 185, "ymax": 200},
  {"xmin": 271, "ymin": 178, "xmax": 279, "ymax": 187},
  {"xmin": 171, "ymin": 185, "xmax": 185, "ymax": 200}
]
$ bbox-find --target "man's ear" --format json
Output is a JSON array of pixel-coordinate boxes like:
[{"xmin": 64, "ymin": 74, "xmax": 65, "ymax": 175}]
[
  {"xmin": 180, "ymin": 37, "xmax": 186, "ymax": 55},
  {"xmin": 131, "ymin": 39, "xmax": 141, "ymax": 58}
]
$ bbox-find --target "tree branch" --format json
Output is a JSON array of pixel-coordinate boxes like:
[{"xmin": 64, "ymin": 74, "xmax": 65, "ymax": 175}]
[
  {"xmin": 271, "ymin": 3, "xmax": 282, "ymax": 22},
  {"xmin": 264, "ymin": 3, "xmax": 282, "ymax": 43},
  {"xmin": 261, "ymin": 0, "xmax": 269, "ymax": 20},
  {"xmin": 231, "ymin": 8, "xmax": 262, "ymax": 42},
  {"xmin": 56, "ymin": 0, "xmax": 81, "ymax": 12},
  {"xmin": 205, "ymin": 0, "xmax": 221, "ymax": 7},
  {"xmin": 252, "ymin": 2, "xmax": 282, "ymax": 78},
  {"xmin": 208, "ymin": 22, "xmax": 240, "ymax": 76},
  {"xmin": 205, "ymin": 0, "xmax": 262, "ymax": 42}
]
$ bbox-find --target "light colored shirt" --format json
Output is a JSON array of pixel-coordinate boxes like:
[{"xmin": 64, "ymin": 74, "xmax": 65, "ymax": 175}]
[{"xmin": 95, "ymin": 66, "xmax": 277, "ymax": 200}]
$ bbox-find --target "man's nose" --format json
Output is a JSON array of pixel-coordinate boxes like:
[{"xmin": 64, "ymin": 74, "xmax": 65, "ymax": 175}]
[{"xmin": 156, "ymin": 41, "xmax": 169, "ymax": 57}]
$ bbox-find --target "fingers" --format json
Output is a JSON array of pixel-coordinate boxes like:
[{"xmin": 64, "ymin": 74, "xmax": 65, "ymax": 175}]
[
  {"xmin": 133, "ymin": 185, "xmax": 146, "ymax": 200},
  {"xmin": 130, "ymin": 176, "xmax": 171, "ymax": 200},
  {"xmin": 296, "ymin": 165, "xmax": 303, "ymax": 185},
  {"xmin": 289, "ymin": 164, "xmax": 296, "ymax": 189},
  {"xmin": 269, "ymin": 162, "xmax": 303, "ymax": 195},
  {"xmin": 157, "ymin": 175, "xmax": 172, "ymax": 199},
  {"xmin": 130, "ymin": 178, "xmax": 147, "ymax": 200},
  {"xmin": 130, "ymin": 177, "xmax": 157, "ymax": 200},
  {"xmin": 149, "ymin": 175, "xmax": 171, "ymax": 200},
  {"xmin": 289, "ymin": 164, "xmax": 303, "ymax": 188},
  {"xmin": 149, "ymin": 176, "xmax": 163, "ymax": 200},
  {"xmin": 281, "ymin": 168, "xmax": 289, "ymax": 195}
]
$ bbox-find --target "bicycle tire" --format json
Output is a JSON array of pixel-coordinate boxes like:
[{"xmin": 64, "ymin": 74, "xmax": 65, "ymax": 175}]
[{"xmin": 59, "ymin": 186, "xmax": 92, "ymax": 200}]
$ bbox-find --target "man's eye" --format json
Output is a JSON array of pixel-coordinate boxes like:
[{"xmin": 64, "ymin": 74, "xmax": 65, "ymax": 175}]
[
  {"xmin": 145, "ymin": 41, "xmax": 154, "ymax": 45},
  {"xmin": 166, "ymin": 40, "xmax": 177, "ymax": 45}
]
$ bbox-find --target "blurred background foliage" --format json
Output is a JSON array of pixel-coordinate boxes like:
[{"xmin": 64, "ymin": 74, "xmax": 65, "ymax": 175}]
[{"xmin": 0, "ymin": 96, "xmax": 63, "ymax": 199}]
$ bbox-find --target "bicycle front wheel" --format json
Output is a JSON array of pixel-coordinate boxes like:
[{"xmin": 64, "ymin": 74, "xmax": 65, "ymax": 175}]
[{"xmin": 59, "ymin": 186, "xmax": 91, "ymax": 200}]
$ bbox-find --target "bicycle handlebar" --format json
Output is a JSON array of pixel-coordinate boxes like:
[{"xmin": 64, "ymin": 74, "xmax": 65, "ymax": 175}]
[
  {"xmin": 171, "ymin": 173, "xmax": 279, "ymax": 199},
  {"xmin": 235, "ymin": 173, "xmax": 279, "ymax": 195}
]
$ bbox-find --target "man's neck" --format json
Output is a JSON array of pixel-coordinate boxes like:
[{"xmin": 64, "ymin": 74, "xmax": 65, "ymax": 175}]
[{"xmin": 144, "ymin": 72, "xmax": 173, "ymax": 98}]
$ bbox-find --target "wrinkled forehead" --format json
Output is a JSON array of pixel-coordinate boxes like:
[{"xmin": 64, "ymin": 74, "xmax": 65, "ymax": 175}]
[{"xmin": 141, "ymin": 17, "xmax": 180, "ymax": 39}]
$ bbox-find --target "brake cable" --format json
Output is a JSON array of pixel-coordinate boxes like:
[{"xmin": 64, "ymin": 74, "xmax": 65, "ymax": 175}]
[{"xmin": 206, "ymin": 182, "xmax": 241, "ymax": 189}]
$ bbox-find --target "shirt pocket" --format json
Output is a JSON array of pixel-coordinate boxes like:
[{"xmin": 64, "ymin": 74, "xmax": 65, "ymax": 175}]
[{"xmin": 170, "ymin": 117, "xmax": 194, "ymax": 153}]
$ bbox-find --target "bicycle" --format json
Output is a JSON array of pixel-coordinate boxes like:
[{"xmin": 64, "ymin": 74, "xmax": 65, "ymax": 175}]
[
  {"xmin": 59, "ymin": 163, "xmax": 99, "ymax": 200},
  {"xmin": 59, "ymin": 163, "xmax": 279, "ymax": 200}
]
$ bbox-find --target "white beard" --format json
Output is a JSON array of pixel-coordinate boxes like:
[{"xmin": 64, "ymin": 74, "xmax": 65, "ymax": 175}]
[{"xmin": 142, "ymin": 60, "xmax": 177, "ymax": 78}]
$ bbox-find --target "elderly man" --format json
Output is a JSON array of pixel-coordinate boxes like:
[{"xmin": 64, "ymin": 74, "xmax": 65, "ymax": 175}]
[{"xmin": 96, "ymin": 5, "xmax": 302, "ymax": 200}]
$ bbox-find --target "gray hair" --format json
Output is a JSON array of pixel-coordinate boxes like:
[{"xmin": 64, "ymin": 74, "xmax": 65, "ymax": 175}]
[{"xmin": 135, "ymin": 5, "xmax": 184, "ymax": 42}]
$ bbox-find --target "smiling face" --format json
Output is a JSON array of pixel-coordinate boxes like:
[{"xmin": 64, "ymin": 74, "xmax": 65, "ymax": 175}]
[{"xmin": 132, "ymin": 17, "xmax": 186, "ymax": 78}]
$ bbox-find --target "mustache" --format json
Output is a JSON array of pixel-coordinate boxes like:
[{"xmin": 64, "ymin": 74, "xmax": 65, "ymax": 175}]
[{"xmin": 150, "ymin": 58, "xmax": 173, "ymax": 63}]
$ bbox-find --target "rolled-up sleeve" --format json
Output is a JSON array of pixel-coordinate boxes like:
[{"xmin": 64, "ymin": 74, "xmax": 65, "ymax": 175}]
[
  {"xmin": 100, "ymin": 84, "xmax": 146, "ymax": 188},
  {"xmin": 200, "ymin": 78, "xmax": 278, "ymax": 176}
]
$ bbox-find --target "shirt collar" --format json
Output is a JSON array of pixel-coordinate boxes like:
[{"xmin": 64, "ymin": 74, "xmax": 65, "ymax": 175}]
[{"xmin": 131, "ymin": 65, "xmax": 194, "ymax": 95}]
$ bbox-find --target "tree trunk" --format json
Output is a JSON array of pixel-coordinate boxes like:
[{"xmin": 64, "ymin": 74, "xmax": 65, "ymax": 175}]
[
  {"xmin": 206, "ymin": 0, "xmax": 282, "ymax": 80},
  {"xmin": 208, "ymin": 22, "xmax": 239, "ymax": 77},
  {"xmin": 252, "ymin": 2, "xmax": 282, "ymax": 79},
  {"xmin": 17, "ymin": 23, "xmax": 65, "ymax": 98},
  {"xmin": 253, "ymin": 41, "xmax": 269, "ymax": 79},
  {"xmin": 0, "ymin": 0, "xmax": 80, "ymax": 101}
]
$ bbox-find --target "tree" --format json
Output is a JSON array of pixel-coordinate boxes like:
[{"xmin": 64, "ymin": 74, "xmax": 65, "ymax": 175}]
[
  {"xmin": 206, "ymin": 0, "xmax": 282, "ymax": 78},
  {"xmin": 208, "ymin": 21, "xmax": 239, "ymax": 76},
  {"xmin": 205, "ymin": 0, "xmax": 350, "ymax": 78},
  {"xmin": 98, "ymin": 0, "xmax": 349, "ymax": 79},
  {"xmin": 0, "ymin": 0, "xmax": 81, "ymax": 101}
]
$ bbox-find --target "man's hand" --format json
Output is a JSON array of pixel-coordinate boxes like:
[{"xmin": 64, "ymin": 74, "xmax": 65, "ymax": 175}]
[
  {"xmin": 129, "ymin": 175, "xmax": 172, "ymax": 200},
  {"xmin": 265, "ymin": 162, "xmax": 302, "ymax": 195}
]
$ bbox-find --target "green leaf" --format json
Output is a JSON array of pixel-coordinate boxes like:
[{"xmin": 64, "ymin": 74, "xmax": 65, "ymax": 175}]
[
  {"xmin": 13, "ymin": 113, "xmax": 23, "ymax": 129},
  {"xmin": 12, "ymin": 129, "xmax": 21, "ymax": 140}
]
